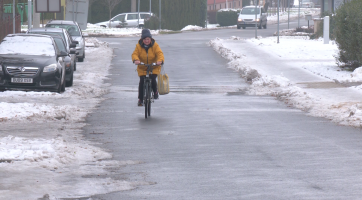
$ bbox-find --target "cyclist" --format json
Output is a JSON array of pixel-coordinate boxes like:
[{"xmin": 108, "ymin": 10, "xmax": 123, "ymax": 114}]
[{"xmin": 132, "ymin": 29, "xmax": 164, "ymax": 106}]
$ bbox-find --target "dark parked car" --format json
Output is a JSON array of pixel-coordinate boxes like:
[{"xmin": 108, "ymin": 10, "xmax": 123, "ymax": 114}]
[
  {"xmin": 45, "ymin": 20, "xmax": 86, "ymax": 62},
  {"xmin": 26, "ymin": 28, "xmax": 78, "ymax": 71},
  {"xmin": 0, "ymin": 34, "xmax": 67, "ymax": 93}
]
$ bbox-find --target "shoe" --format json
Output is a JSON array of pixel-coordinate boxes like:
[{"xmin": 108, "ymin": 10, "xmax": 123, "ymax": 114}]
[
  {"xmin": 138, "ymin": 99, "xmax": 143, "ymax": 106},
  {"xmin": 154, "ymin": 91, "xmax": 159, "ymax": 99}
]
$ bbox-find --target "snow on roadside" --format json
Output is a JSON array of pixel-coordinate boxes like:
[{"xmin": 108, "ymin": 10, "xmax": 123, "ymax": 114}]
[
  {"xmin": 0, "ymin": 38, "xmax": 146, "ymax": 199},
  {"xmin": 209, "ymin": 36, "xmax": 362, "ymax": 128}
]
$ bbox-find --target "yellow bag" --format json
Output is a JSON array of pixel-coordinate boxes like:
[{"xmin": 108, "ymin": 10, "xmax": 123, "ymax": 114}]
[{"xmin": 157, "ymin": 66, "xmax": 169, "ymax": 95}]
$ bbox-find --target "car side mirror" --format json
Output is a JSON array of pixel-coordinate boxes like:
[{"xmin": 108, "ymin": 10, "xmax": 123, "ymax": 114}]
[
  {"xmin": 72, "ymin": 41, "xmax": 79, "ymax": 45},
  {"xmin": 58, "ymin": 51, "xmax": 68, "ymax": 58},
  {"xmin": 70, "ymin": 43, "xmax": 76, "ymax": 48},
  {"xmin": 70, "ymin": 49, "xmax": 76, "ymax": 54}
]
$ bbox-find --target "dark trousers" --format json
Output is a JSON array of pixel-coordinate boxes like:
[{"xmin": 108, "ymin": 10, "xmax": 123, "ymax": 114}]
[{"xmin": 139, "ymin": 74, "xmax": 158, "ymax": 101}]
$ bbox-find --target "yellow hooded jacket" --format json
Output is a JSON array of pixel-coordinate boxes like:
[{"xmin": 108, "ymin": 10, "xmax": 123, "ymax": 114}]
[{"xmin": 132, "ymin": 38, "xmax": 165, "ymax": 77}]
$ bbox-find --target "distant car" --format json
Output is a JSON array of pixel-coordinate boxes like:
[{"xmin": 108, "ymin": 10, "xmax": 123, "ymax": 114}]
[
  {"xmin": 95, "ymin": 12, "xmax": 153, "ymax": 28},
  {"xmin": 0, "ymin": 34, "xmax": 67, "ymax": 93},
  {"xmin": 237, "ymin": 6, "xmax": 268, "ymax": 29},
  {"xmin": 45, "ymin": 20, "xmax": 86, "ymax": 62},
  {"xmin": 300, "ymin": 0, "xmax": 315, "ymax": 7},
  {"xmin": 26, "ymin": 28, "xmax": 78, "ymax": 72}
]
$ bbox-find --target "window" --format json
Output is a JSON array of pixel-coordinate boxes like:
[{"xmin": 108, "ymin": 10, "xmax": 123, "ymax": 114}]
[
  {"xmin": 127, "ymin": 14, "xmax": 138, "ymax": 20},
  {"xmin": 140, "ymin": 14, "xmax": 150, "ymax": 19},
  {"xmin": 114, "ymin": 15, "xmax": 125, "ymax": 22}
]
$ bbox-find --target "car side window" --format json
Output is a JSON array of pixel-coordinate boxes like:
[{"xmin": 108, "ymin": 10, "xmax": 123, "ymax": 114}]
[
  {"xmin": 140, "ymin": 14, "xmax": 150, "ymax": 19},
  {"xmin": 114, "ymin": 15, "xmax": 126, "ymax": 21},
  {"xmin": 127, "ymin": 14, "xmax": 138, "ymax": 20}
]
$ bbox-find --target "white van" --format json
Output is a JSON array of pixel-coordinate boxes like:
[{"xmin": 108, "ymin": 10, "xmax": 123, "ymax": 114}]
[
  {"xmin": 95, "ymin": 12, "xmax": 153, "ymax": 28},
  {"xmin": 237, "ymin": 6, "xmax": 268, "ymax": 29}
]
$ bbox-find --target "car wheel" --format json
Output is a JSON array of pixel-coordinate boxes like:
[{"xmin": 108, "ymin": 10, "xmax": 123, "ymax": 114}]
[
  {"xmin": 258, "ymin": 24, "xmax": 262, "ymax": 29},
  {"xmin": 242, "ymin": 27, "xmax": 246, "ymax": 29},
  {"xmin": 237, "ymin": 26, "xmax": 241, "ymax": 29},
  {"xmin": 66, "ymin": 71, "xmax": 74, "ymax": 87},
  {"xmin": 78, "ymin": 57, "xmax": 84, "ymax": 62},
  {"xmin": 61, "ymin": 75, "xmax": 66, "ymax": 92},
  {"xmin": 263, "ymin": 23, "xmax": 267, "ymax": 29}
]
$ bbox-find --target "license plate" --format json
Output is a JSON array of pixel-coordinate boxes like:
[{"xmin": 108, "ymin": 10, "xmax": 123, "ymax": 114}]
[{"xmin": 11, "ymin": 78, "xmax": 33, "ymax": 83}]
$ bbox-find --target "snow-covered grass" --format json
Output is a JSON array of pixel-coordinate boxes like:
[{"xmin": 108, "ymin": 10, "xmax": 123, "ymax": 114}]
[
  {"xmin": 0, "ymin": 38, "xmax": 148, "ymax": 199},
  {"xmin": 209, "ymin": 36, "xmax": 362, "ymax": 128}
]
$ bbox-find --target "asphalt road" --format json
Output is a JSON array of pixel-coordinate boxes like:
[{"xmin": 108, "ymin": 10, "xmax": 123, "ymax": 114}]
[{"xmin": 79, "ymin": 20, "xmax": 362, "ymax": 199}]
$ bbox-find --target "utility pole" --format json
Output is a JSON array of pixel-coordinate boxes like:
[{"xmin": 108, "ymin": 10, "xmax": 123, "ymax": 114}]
[
  {"xmin": 254, "ymin": 0, "xmax": 257, "ymax": 39},
  {"xmin": 28, "ymin": 0, "xmax": 32, "ymax": 29},
  {"xmin": 131, "ymin": 0, "xmax": 136, "ymax": 12},
  {"xmin": 138, "ymin": 0, "xmax": 140, "ymax": 26},
  {"xmin": 277, "ymin": 0, "xmax": 280, "ymax": 43},
  {"xmin": 288, "ymin": 0, "xmax": 290, "ymax": 29},
  {"xmin": 13, "ymin": 0, "xmax": 15, "ymax": 33},
  {"xmin": 159, "ymin": 0, "xmax": 161, "ymax": 30},
  {"xmin": 149, "ymin": 0, "xmax": 151, "ymax": 15},
  {"xmin": 298, "ymin": 0, "xmax": 300, "ymax": 27}
]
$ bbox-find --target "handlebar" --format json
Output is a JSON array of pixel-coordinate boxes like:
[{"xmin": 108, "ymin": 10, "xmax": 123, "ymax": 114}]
[{"xmin": 136, "ymin": 62, "xmax": 159, "ymax": 66}]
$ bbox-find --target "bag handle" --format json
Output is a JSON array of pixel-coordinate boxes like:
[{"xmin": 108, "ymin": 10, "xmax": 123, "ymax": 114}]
[{"xmin": 161, "ymin": 64, "xmax": 166, "ymax": 75}]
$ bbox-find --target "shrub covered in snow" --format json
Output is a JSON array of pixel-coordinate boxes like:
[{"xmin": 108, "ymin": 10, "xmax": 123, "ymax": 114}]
[
  {"xmin": 216, "ymin": 9, "xmax": 241, "ymax": 27},
  {"xmin": 334, "ymin": 0, "xmax": 362, "ymax": 69}
]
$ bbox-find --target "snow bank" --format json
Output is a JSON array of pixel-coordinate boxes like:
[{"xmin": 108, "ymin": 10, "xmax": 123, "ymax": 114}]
[{"xmin": 209, "ymin": 36, "xmax": 362, "ymax": 128}]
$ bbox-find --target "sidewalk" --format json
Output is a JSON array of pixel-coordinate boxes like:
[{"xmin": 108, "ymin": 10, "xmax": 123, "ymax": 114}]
[{"xmin": 209, "ymin": 36, "xmax": 362, "ymax": 128}]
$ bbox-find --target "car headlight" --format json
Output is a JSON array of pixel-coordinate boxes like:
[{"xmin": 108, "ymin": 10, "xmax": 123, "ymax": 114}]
[
  {"xmin": 238, "ymin": 18, "xmax": 243, "ymax": 22},
  {"xmin": 43, "ymin": 64, "xmax": 57, "ymax": 72},
  {"xmin": 255, "ymin": 18, "xmax": 260, "ymax": 22}
]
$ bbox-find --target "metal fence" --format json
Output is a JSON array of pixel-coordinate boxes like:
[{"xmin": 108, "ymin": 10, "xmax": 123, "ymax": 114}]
[{"xmin": 0, "ymin": 15, "xmax": 21, "ymax": 42}]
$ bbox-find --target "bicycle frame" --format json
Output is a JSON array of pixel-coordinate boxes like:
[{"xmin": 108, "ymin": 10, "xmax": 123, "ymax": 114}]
[{"xmin": 138, "ymin": 62, "xmax": 157, "ymax": 118}]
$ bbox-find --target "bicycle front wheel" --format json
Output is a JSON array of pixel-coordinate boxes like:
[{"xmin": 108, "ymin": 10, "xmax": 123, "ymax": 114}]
[{"xmin": 144, "ymin": 82, "xmax": 149, "ymax": 119}]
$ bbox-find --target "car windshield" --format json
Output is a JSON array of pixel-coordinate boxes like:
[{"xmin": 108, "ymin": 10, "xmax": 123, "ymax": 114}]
[
  {"xmin": 53, "ymin": 38, "xmax": 66, "ymax": 52},
  {"xmin": 0, "ymin": 36, "xmax": 55, "ymax": 56},
  {"xmin": 46, "ymin": 24, "xmax": 81, "ymax": 36},
  {"xmin": 241, "ymin": 7, "xmax": 260, "ymax": 14},
  {"xmin": 30, "ymin": 32, "xmax": 66, "ymax": 44}
]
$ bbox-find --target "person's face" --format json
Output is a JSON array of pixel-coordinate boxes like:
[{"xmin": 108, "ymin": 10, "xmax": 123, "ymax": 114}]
[{"xmin": 143, "ymin": 37, "xmax": 151, "ymax": 45}]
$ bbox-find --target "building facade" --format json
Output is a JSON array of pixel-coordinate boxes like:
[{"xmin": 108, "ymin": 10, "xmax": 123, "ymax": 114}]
[{"xmin": 207, "ymin": 0, "xmax": 244, "ymax": 10}]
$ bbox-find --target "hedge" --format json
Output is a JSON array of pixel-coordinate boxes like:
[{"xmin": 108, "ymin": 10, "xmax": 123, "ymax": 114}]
[
  {"xmin": 90, "ymin": 0, "xmax": 206, "ymax": 31},
  {"xmin": 334, "ymin": 0, "xmax": 362, "ymax": 69},
  {"xmin": 216, "ymin": 9, "xmax": 240, "ymax": 27}
]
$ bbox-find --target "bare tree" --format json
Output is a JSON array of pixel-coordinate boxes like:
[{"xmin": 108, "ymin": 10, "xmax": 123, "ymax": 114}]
[{"xmin": 101, "ymin": 0, "xmax": 123, "ymax": 27}]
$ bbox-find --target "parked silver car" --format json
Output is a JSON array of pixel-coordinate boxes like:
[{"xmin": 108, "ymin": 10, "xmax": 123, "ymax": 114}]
[
  {"xmin": 45, "ymin": 20, "xmax": 86, "ymax": 62},
  {"xmin": 95, "ymin": 12, "xmax": 153, "ymax": 28}
]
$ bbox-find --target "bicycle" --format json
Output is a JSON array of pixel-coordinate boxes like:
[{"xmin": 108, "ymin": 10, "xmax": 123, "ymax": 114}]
[{"xmin": 138, "ymin": 62, "xmax": 158, "ymax": 119}]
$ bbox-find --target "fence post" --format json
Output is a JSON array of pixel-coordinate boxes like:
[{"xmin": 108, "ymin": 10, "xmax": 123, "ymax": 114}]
[{"xmin": 323, "ymin": 16, "xmax": 330, "ymax": 44}]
